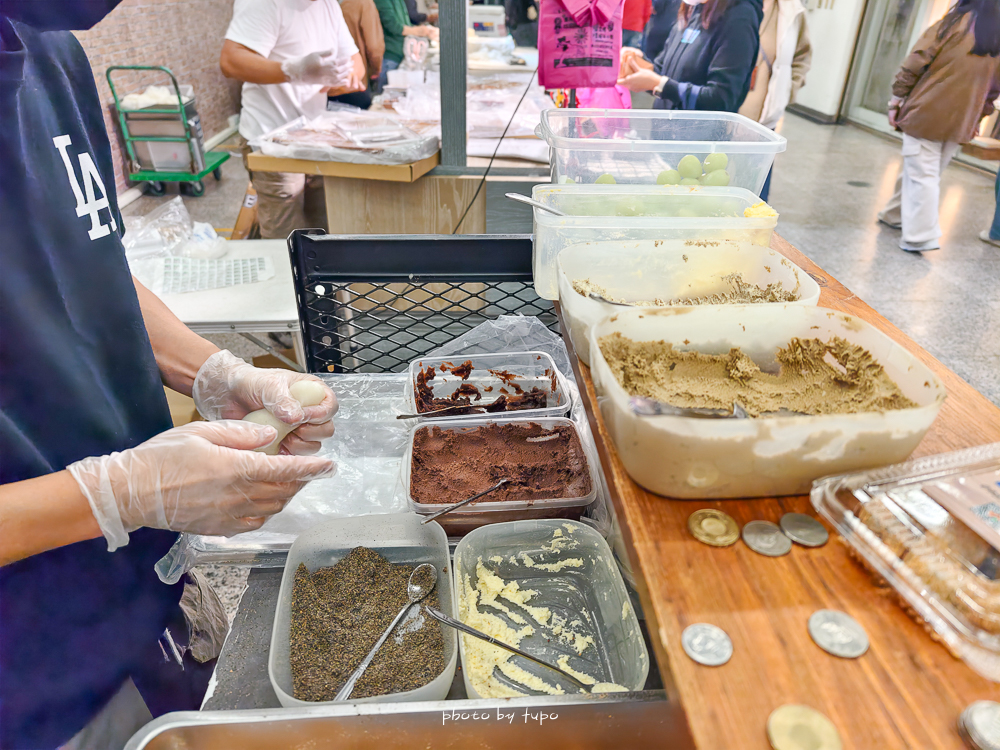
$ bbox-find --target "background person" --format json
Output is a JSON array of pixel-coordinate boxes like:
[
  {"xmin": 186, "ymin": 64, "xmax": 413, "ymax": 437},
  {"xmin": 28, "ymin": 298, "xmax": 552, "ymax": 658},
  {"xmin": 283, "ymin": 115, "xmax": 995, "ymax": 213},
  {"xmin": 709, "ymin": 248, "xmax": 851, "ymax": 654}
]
[
  {"xmin": 0, "ymin": 5, "xmax": 337, "ymax": 748},
  {"xmin": 643, "ymin": 0, "xmax": 681, "ymax": 60},
  {"xmin": 220, "ymin": 0, "xmax": 365, "ymax": 239},
  {"xmin": 333, "ymin": 0, "xmax": 386, "ymax": 108},
  {"xmin": 374, "ymin": 0, "xmax": 438, "ymax": 88},
  {"xmin": 618, "ymin": 0, "xmax": 762, "ymax": 112},
  {"xmin": 877, "ymin": 0, "xmax": 1000, "ymax": 253},
  {"xmin": 623, "ymin": 0, "xmax": 653, "ymax": 49},
  {"xmin": 738, "ymin": 0, "xmax": 811, "ymax": 200}
]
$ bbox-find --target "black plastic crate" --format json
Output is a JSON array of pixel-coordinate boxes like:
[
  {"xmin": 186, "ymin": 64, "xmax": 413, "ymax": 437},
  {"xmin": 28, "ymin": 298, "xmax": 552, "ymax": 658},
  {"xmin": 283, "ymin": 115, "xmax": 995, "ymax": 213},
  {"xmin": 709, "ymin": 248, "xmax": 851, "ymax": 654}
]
[{"xmin": 287, "ymin": 231, "xmax": 557, "ymax": 373}]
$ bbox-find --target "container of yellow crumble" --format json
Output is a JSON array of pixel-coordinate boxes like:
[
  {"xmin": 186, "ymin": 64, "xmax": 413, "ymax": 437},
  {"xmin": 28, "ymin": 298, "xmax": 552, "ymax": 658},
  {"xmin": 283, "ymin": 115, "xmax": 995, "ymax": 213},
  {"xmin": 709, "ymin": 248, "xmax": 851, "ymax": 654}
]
[
  {"xmin": 453, "ymin": 519, "xmax": 648, "ymax": 698},
  {"xmin": 589, "ymin": 305, "xmax": 947, "ymax": 498}
]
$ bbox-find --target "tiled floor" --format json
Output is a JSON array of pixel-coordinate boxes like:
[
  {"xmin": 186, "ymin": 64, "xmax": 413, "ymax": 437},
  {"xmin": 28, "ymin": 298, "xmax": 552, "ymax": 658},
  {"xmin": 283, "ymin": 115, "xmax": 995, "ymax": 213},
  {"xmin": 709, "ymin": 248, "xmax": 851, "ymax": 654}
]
[{"xmin": 769, "ymin": 114, "xmax": 999, "ymax": 406}]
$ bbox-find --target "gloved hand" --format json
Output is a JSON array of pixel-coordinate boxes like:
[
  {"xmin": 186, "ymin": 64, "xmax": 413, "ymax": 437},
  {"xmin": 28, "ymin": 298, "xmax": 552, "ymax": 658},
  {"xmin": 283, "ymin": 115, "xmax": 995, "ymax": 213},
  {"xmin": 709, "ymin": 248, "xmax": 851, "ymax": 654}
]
[
  {"xmin": 68, "ymin": 421, "xmax": 335, "ymax": 551},
  {"xmin": 192, "ymin": 350, "xmax": 337, "ymax": 455},
  {"xmin": 281, "ymin": 49, "xmax": 354, "ymax": 86}
]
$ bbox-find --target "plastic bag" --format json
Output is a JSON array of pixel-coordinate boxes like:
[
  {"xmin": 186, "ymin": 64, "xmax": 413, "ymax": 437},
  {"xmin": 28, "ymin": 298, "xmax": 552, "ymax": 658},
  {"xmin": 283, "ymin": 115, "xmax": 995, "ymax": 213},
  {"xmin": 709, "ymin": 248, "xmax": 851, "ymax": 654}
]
[
  {"xmin": 576, "ymin": 85, "xmax": 631, "ymax": 109},
  {"xmin": 122, "ymin": 197, "xmax": 227, "ymax": 263},
  {"xmin": 156, "ymin": 373, "xmax": 412, "ymax": 583},
  {"xmin": 538, "ymin": 0, "xmax": 624, "ymax": 89}
]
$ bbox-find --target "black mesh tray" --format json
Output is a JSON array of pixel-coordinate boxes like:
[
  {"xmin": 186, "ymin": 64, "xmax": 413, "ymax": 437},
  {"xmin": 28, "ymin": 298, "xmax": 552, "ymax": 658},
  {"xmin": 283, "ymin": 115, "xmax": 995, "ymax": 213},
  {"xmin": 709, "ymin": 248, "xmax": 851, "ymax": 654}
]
[{"xmin": 287, "ymin": 230, "xmax": 557, "ymax": 373}]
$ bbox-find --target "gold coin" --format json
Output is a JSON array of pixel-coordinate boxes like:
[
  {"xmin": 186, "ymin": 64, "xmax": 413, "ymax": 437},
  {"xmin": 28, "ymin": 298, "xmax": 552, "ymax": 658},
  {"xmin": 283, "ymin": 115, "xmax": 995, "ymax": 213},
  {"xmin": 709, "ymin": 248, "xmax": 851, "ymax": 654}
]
[
  {"xmin": 767, "ymin": 705, "xmax": 842, "ymax": 750},
  {"xmin": 688, "ymin": 509, "xmax": 739, "ymax": 547}
]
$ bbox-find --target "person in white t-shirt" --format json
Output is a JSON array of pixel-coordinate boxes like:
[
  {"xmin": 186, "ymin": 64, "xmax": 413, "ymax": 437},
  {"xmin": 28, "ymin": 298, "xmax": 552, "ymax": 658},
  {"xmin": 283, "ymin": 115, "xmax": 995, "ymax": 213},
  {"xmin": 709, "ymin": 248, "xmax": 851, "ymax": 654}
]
[{"xmin": 221, "ymin": 0, "xmax": 364, "ymax": 238}]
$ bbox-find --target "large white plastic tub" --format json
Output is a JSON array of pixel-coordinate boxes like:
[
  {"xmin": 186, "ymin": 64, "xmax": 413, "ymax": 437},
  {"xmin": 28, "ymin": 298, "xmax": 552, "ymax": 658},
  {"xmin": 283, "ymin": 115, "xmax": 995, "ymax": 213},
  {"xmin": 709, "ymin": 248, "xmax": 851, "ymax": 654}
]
[
  {"xmin": 454, "ymin": 520, "xmax": 648, "ymax": 698},
  {"xmin": 531, "ymin": 185, "xmax": 776, "ymax": 299},
  {"xmin": 269, "ymin": 514, "xmax": 458, "ymax": 706},
  {"xmin": 558, "ymin": 241, "xmax": 821, "ymax": 367},
  {"xmin": 536, "ymin": 109, "xmax": 786, "ymax": 192},
  {"xmin": 588, "ymin": 306, "xmax": 947, "ymax": 499}
]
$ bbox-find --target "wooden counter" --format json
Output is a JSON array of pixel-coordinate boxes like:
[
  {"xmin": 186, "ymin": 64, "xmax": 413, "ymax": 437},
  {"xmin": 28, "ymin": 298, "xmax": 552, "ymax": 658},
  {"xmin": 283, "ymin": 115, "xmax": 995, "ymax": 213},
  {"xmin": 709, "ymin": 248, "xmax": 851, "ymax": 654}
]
[{"xmin": 561, "ymin": 234, "xmax": 1000, "ymax": 750}]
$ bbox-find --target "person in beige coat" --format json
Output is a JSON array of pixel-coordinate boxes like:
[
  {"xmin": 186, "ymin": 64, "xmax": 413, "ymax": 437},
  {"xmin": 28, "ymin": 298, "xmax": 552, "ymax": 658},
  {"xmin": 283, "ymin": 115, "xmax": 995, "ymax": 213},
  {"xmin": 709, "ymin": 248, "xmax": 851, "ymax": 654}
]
[
  {"xmin": 738, "ymin": 0, "xmax": 811, "ymax": 201},
  {"xmin": 878, "ymin": 0, "xmax": 1000, "ymax": 252}
]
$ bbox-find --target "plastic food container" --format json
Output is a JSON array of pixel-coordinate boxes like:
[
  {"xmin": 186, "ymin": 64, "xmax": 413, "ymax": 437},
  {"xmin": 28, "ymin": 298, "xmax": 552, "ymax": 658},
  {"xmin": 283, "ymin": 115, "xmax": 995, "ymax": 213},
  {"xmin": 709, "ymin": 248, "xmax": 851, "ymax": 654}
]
[
  {"xmin": 535, "ymin": 109, "xmax": 786, "ymax": 192},
  {"xmin": 402, "ymin": 416, "xmax": 599, "ymax": 535},
  {"xmin": 531, "ymin": 185, "xmax": 777, "ymax": 299},
  {"xmin": 811, "ymin": 444, "xmax": 1000, "ymax": 681},
  {"xmin": 588, "ymin": 305, "xmax": 947, "ymax": 499},
  {"xmin": 404, "ymin": 351, "xmax": 571, "ymax": 421},
  {"xmin": 454, "ymin": 519, "xmax": 649, "ymax": 697},
  {"xmin": 268, "ymin": 514, "xmax": 458, "ymax": 706},
  {"xmin": 558, "ymin": 240, "xmax": 821, "ymax": 367}
]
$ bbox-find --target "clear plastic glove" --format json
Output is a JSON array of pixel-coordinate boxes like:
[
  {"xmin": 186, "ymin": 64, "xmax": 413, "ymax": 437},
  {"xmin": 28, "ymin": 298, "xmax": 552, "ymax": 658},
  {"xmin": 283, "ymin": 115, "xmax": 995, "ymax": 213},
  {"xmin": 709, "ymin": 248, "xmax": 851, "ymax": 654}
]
[
  {"xmin": 281, "ymin": 49, "xmax": 352, "ymax": 86},
  {"xmin": 192, "ymin": 350, "xmax": 337, "ymax": 455},
  {"xmin": 67, "ymin": 421, "xmax": 336, "ymax": 551}
]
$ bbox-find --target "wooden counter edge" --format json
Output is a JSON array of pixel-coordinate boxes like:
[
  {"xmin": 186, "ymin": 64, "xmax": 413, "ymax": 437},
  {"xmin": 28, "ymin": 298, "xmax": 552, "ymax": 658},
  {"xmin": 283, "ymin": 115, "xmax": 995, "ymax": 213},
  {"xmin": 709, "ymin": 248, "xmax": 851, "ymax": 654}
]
[{"xmin": 246, "ymin": 151, "xmax": 440, "ymax": 183}]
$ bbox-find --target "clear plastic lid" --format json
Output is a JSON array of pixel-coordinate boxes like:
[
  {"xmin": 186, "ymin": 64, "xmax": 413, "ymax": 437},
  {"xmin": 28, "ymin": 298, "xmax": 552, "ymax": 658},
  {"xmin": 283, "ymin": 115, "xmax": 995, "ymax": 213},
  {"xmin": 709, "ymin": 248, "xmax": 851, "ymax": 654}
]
[{"xmin": 811, "ymin": 443, "xmax": 1000, "ymax": 681}]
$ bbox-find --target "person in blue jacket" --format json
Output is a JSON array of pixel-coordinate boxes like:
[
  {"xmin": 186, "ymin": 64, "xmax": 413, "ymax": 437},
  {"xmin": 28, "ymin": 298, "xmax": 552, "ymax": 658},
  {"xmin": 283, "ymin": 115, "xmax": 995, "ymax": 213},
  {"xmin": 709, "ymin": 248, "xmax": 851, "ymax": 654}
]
[
  {"xmin": 619, "ymin": 0, "xmax": 762, "ymax": 112},
  {"xmin": 643, "ymin": 0, "xmax": 681, "ymax": 62},
  {"xmin": 0, "ymin": 3, "xmax": 339, "ymax": 748}
]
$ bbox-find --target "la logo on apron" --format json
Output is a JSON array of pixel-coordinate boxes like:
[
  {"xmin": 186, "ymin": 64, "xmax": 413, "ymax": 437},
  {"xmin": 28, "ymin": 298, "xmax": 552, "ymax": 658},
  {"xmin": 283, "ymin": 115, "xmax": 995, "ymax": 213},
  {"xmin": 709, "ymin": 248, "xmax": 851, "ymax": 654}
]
[{"xmin": 53, "ymin": 134, "xmax": 118, "ymax": 241}]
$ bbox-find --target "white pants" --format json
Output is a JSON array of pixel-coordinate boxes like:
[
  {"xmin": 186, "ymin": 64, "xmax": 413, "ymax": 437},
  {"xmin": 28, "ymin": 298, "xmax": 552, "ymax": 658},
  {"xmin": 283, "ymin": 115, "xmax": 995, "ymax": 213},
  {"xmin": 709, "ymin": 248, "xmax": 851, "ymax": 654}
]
[{"xmin": 880, "ymin": 134, "xmax": 960, "ymax": 250}]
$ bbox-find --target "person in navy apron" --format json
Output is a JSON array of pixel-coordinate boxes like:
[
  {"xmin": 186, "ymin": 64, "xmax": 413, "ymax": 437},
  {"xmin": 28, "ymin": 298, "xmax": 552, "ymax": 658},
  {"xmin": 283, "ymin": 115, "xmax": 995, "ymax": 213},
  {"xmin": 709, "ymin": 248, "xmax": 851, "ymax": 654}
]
[
  {"xmin": 617, "ymin": 0, "xmax": 762, "ymax": 112},
  {"xmin": 0, "ymin": 4, "xmax": 338, "ymax": 748}
]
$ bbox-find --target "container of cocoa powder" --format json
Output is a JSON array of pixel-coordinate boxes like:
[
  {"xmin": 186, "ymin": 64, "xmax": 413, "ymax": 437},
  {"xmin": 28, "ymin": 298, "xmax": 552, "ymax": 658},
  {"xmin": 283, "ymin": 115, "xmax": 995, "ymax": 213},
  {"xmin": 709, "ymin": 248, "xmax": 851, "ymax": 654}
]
[{"xmin": 403, "ymin": 416, "xmax": 599, "ymax": 535}]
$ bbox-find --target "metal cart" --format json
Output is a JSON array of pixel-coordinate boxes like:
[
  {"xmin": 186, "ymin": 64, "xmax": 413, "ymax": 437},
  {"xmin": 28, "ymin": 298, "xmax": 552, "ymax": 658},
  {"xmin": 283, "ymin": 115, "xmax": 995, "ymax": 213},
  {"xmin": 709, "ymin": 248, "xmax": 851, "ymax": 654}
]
[{"xmin": 107, "ymin": 65, "xmax": 229, "ymax": 197}]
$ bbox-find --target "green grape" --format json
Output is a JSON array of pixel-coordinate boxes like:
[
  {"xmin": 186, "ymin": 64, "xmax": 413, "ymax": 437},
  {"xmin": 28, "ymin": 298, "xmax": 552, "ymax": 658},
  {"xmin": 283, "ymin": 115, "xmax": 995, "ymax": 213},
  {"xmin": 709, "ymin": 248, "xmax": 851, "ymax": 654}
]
[
  {"xmin": 703, "ymin": 169, "xmax": 731, "ymax": 187},
  {"xmin": 703, "ymin": 153, "xmax": 728, "ymax": 172},
  {"xmin": 595, "ymin": 173, "xmax": 617, "ymax": 184},
  {"xmin": 678, "ymin": 155, "xmax": 703, "ymax": 179},
  {"xmin": 680, "ymin": 177, "xmax": 700, "ymax": 186},
  {"xmin": 657, "ymin": 169, "xmax": 682, "ymax": 185}
]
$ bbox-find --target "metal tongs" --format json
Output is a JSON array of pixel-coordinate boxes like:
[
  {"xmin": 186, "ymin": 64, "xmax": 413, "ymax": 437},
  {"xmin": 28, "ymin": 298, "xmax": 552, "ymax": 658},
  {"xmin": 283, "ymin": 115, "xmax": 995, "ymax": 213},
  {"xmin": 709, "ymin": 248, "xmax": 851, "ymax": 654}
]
[{"xmin": 420, "ymin": 480, "xmax": 510, "ymax": 524}]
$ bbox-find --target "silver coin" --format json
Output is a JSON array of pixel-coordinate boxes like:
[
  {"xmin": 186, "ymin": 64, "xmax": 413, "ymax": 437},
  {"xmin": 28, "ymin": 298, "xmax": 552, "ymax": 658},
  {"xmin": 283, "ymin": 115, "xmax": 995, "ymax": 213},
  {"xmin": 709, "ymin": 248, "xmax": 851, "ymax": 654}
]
[
  {"xmin": 681, "ymin": 623, "xmax": 733, "ymax": 667},
  {"xmin": 808, "ymin": 610, "xmax": 869, "ymax": 659},
  {"xmin": 780, "ymin": 513, "xmax": 829, "ymax": 548},
  {"xmin": 742, "ymin": 520, "xmax": 792, "ymax": 557},
  {"xmin": 960, "ymin": 701, "xmax": 1000, "ymax": 750}
]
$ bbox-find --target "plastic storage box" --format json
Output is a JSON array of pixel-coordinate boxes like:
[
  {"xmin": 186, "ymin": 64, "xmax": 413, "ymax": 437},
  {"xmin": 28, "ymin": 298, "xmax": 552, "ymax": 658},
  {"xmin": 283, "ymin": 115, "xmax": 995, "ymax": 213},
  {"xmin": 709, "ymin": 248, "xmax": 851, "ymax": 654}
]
[
  {"xmin": 557, "ymin": 241, "xmax": 821, "ymax": 367},
  {"xmin": 811, "ymin": 444, "xmax": 1000, "ymax": 681},
  {"xmin": 268, "ymin": 514, "xmax": 458, "ymax": 706},
  {"xmin": 588, "ymin": 305, "xmax": 947, "ymax": 498},
  {"xmin": 531, "ymin": 185, "xmax": 777, "ymax": 299},
  {"xmin": 535, "ymin": 109, "xmax": 786, "ymax": 192},
  {"xmin": 453, "ymin": 519, "xmax": 649, "ymax": 697},
  {"xmin": 404, "ymin": 351, "xmax": 571, "ymax": 421},
  {"xmin": 402, "ymin": 416, "xmax": 599, "ymax": 535}
]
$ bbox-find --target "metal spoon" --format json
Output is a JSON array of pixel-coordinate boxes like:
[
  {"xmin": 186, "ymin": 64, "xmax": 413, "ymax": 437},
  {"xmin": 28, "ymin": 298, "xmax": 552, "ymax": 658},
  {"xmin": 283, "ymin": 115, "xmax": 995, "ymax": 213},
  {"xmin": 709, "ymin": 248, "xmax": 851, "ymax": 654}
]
[
  {"xmin": 420, "ymin": 479, "xmax": 510, "ymax": 524},
  {"xmin": 334, "ymin": 563, "xmax": 437, "ymax": 701},
  {"xmin": 629, "ymin": 396, "xmax": 750, "ymax": 419},
  {"xmin": 413, "ymin": 564, "xmax": 592, "ymax": 693},
  {"xmin": 504, "ymin": 193, "xmax": 568, "ymax": 217}
]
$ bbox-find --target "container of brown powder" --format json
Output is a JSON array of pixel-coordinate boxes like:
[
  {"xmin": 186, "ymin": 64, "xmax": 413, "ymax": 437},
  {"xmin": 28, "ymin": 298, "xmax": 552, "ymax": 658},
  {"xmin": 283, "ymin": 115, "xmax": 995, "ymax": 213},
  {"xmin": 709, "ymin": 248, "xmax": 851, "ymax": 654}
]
[
  {"xmin": 588, "ymin": 305, "xmax": 946, "ymax": 498},
  {"xmin": 557, "ymin": 240, "xmax": 821, "ymax": 367},
  {"xmin": 403, "ymin": 417, "xmax": 598, "ymax": 535},
  {"xmin": 268, "ymin": 513, "xmax": 457, "ymax": 706}
]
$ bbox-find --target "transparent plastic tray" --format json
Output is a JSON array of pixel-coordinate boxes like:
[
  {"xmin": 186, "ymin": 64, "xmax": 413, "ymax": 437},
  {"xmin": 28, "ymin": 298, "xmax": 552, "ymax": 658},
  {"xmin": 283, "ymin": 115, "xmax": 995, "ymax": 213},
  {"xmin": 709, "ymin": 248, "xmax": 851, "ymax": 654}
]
[
  {"xmin": 454, "ymin": 519, "xmax": 649, "ymax": 698},
  {"xmin": 811, "ymin": 443, "xmax": 1000, "ymax": 682},
  {"xmin": 589, "ymin": 305, "xmax": 947, "ymax": 498},
  {"xmin": 402, "ymin": 416, "xmax": 599, "ymax": 535},
  {"xmin": 531, "ymin": 185, "xmax": 777, "ymax": 300},
  {"xmin": 268, "ymin": 514, "xmax": 458, "ymax": 706},
  {"xmin": 557, "ymin": 240, "xmax": 820, "ymax": 367},
  {"xmin": 535, "ymin": 109, "xmax": 786, "ymax": 192},
  {"xmin": 404, "ymin": 351, "xmax": 571, "ymax": 421}
]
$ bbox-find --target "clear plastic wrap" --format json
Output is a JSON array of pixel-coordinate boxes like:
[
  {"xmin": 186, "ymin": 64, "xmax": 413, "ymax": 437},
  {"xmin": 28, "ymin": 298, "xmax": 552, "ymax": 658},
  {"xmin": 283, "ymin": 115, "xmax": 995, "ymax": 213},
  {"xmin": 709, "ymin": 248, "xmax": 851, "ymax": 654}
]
[
  {"xmin": 811, "ymin": 443, "xmax": 1000, "ymax": 682},
  {"xmin": 122, "ymin": 196, "xmax": 226, "ymax": 263},
  {"xmin": 250, "ymin": 107, "xmax": 439, "ymax": 165},
  {"xmin": 156, "ymin": 316, "xmax": 616, "ymax": 583}
]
